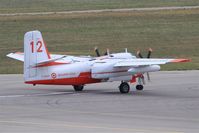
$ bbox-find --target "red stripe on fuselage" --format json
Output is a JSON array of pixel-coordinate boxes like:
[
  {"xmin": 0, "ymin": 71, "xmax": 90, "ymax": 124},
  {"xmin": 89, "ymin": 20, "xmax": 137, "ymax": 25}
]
[{"xmin": 25, "ymin": 72, "xmax": 101, "ymax": 85}]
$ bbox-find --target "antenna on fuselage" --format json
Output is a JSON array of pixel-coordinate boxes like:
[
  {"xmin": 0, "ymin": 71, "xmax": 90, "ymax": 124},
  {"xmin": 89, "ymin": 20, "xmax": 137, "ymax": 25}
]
[
  {"xmin": 106, "ymin": 48, "xmax": 110, "ymax": 55},
  {"xmin": 125, "ymin": 48, "xmax": 128, "ymax": 53}
]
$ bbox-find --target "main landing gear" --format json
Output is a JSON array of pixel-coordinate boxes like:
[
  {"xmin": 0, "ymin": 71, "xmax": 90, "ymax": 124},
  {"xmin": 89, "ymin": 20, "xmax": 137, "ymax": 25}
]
[
  {"xmin": 119, "ymin": 82, "xmax": 144, "ymax": 93},
  {"xmin": 73, "ymin": 85, "xmax": 84, "ymax": 91},
  {"xmin": 119, "ymin": 82, "xmax": 130, "ymax": 93},
  {"xmin": 73, "ymin": 82, "xmax": 144, "ymax": 93}
]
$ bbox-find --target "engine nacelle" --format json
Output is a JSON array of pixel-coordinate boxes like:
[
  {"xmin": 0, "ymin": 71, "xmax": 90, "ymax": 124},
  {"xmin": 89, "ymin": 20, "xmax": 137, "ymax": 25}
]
[
  {"xmin": 128, "ymin": 65, "xmax": 161, "ymax": 74},
  {"xmin": 91, "ymin": 62, "xmax": 128, "ymax": 79}
]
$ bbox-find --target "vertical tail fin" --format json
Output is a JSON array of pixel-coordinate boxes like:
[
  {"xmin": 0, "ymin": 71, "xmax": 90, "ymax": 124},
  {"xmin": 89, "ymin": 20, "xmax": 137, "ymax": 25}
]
[{"xmin": 24, "ymin": 30, "xmax": 51, "ymax": 81}]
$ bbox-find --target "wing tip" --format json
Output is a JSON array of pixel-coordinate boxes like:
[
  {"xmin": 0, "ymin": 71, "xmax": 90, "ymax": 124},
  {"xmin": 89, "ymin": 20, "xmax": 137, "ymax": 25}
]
[{"xmin": 171, "ymin": 59, "xmax": 191, "ymax": 63}]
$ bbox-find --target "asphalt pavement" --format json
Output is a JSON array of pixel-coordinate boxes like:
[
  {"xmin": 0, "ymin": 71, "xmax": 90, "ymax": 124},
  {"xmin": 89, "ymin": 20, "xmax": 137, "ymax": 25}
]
[{"xmin": 0, "ymin": 71, "xmax": 199, "ymax": 133}]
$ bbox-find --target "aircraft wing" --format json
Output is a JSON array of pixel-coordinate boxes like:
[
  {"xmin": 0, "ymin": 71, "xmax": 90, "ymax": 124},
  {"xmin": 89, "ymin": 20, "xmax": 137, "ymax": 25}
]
[{"xmin": 114, "ymin": 58, "xmax": 190, "ymax": 67}]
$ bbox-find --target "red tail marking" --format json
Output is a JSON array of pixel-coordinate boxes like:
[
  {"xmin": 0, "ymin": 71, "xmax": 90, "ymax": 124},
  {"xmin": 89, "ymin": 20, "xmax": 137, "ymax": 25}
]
[
  {"xmin": 30, "ymin": 41, "xmax": 34, "ymax": 53},
  {"xmin": 42, "ymin": 39, "xmax": 51, "ymax": 59},
  {"xmin": 36, "ymin": 41, "xmax": 43, "ymax": 52}
]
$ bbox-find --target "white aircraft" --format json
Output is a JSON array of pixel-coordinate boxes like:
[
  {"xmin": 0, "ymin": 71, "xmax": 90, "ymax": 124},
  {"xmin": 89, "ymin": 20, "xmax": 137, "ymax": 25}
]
[{"xmin": 7, "ymin": 30, "xmax": 190, "ymax": 93}]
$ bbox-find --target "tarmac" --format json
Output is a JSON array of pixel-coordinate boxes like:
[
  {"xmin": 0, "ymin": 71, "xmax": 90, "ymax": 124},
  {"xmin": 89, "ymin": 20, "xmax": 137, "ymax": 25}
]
[{"xmin": 0, "ymin": 71, "xmax": 199, "ymax": 133}]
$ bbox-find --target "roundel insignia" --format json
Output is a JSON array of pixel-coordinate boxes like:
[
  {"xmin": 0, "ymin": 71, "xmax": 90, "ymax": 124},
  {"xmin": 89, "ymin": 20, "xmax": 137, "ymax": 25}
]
[{"xmin": 51, "ymin": 73, "xmax": 57, "ymax": 79}]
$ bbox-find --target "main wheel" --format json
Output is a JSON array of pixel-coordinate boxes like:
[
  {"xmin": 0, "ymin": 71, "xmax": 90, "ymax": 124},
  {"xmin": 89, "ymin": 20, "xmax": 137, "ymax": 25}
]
[
  {"xmin": 136, "ymin": 85, "xmax": 144, "ymax": 91},
  {"xmin": 119, "ymin": 82, "xmax": 130, "ymax": 93},
  {"xmin": 73, "ymin": 85, "xmax": 84, "ymax": 91}
]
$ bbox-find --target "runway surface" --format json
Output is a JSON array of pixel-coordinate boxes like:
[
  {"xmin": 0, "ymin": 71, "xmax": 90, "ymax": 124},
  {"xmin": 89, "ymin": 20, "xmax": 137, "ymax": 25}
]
[{"xmin": 0, "ymin": 71, "xmax": 199, "ymax": 133}]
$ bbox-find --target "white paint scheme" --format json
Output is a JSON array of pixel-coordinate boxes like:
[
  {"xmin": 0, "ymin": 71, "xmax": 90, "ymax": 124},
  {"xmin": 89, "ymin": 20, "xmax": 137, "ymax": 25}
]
[
  {"xmin": 7, "ymin": 30, "xmax": 189, "ymax": 86},
  {"xmin": 128, "ymin": 65, "xmax": 161, "ymax": 74},
  {"xmin": 108, "ymin": 75, "xmax": 132, "ymax": 82},
  {"xmin": 24, "ymin": 31, "xmax": 51, "ymax": 81}
]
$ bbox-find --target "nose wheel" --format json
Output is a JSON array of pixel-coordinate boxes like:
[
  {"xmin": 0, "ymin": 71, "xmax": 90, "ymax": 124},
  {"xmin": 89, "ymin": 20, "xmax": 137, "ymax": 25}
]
[
  {"xmin": 136, "ymin": 84, "xmax": 144, "ymax": 91},
  {"xmin": 119, "ymin": 82, "xmax": 130, "ymax": 93}
]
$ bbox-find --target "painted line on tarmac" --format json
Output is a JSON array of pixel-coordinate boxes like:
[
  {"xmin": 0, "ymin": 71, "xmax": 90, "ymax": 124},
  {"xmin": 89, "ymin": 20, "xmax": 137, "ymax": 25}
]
[
  {"xmin": 0, "ymin": 120, "xmax": 183, "ymax": 133},
  {"xmin": 0, "ymin": 6, "xmax": 199, "ymax": 16},
  {"xmin": 54, "ymin": 109, "xmax": 199, "ymax": 123},
  {"xmin": 0, "ymin": 92, "xmax": 73, "ymax": 98}
]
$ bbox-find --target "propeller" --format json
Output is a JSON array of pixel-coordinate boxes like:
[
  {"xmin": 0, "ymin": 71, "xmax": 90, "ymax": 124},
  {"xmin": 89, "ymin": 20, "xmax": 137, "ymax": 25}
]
[
  {"xmin": 104, "ymin": 51, "xmax": 108, "ymax": 56},
  {"xmin": 146, "ymin": 48, "xmax": 152, "ymax": 81},
  {"xmin": 136, "ymin": 48, "xmax": 153, "ymax": 82},
  {"xmin": 137, "ymin": 48, "xmax": 152, "ymax": 59},
  {"xmin": 104, "ymin": 48, "xmax": 110, "ymax": 56},
  {"xmin": 147, "ymin": 48, "xmax": 153, "ymax": 58},
  {"xmin": 94, "ymin": 47, "xmax": 101, "ymax": 57},
  {"xmin": 136, "ymin": 50, "xmax": 143, "ymax": 58},
  {"xmin": 94, "ymin": 47, "xmax": 110, "ymax": 57}
]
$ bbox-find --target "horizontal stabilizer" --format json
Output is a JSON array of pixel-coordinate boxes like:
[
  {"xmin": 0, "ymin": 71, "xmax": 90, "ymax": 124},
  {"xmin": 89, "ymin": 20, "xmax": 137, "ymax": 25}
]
[
  {"xmin": 7, "ymin": 52, "xmax": 67, "ymax": 63},
  {"xmin": 6, "ymin": 52, "xmax": 24, "ymax": 62},
  {"xmin": 36, "ymin": 55, "xmax": 66, "ymax": 66},
  {"xmin": 31, "ymin": 55, "xmax": 70, "ymax": 68}
]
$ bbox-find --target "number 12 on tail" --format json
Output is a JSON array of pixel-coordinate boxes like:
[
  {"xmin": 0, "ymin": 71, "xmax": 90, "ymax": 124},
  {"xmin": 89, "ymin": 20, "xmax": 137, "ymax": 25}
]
[{"xmin": 30, "ymin": 41, "xmax": 43, "ymax": 53}]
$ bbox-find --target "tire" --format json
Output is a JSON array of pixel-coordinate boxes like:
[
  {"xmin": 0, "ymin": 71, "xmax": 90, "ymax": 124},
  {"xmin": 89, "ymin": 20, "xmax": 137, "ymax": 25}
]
[
  {"xmin": 119, "ymin": 82, "xmax": 130, "ymax": 93},
  {"xmin": 136, "ymin": 85, "xmax": 144, "ymax": 91},
  {"xmin": 73, "ymin": 85, "xmax": 84, "ymax": 91}
]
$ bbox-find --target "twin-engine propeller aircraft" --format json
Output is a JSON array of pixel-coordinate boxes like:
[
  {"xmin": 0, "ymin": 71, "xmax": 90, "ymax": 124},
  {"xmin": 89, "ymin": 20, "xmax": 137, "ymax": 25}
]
[{"xmin": 7, "ymin": 31, "xmax": 190, "ymax": 93}]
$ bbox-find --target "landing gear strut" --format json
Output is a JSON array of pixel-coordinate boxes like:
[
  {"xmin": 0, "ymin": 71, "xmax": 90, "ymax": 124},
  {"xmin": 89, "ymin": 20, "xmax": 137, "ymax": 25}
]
[
  {"xmin": 119, "ymin": 82, "xmax": 130, "ymax": 94},
  {"xmin": 73, "ymin": 85, "xmax": 84, "ymax": 91},
  {"xmin": 136, "ymin": 85, "xmax": 144, "ymax": 91},
  {"xmin": 136, "ymin": 76, "xmax": 144, "ymax": 91}
]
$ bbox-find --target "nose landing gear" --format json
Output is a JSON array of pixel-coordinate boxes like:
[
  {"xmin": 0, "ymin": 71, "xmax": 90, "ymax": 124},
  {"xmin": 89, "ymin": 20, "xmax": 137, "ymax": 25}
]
[
  {"xmin": 136, "ymin": 84, "xmax": 144, "ymax": 91},
  {"xmin": 136, "ymin": 75, "xmax": 144, "ymax": 91}
]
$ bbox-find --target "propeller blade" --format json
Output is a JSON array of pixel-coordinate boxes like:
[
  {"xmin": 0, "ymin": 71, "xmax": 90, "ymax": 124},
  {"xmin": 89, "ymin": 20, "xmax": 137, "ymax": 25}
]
[
  {"xmin": 146, "ymin": 48, "xmax": 152, "ymax": 81},
  {"xmin": 137, "ymin": 50, "xmax": 143, "ymax": 58},
  {"xmin": 104, "ymin": 48, "xmax": 110, "ymax": 56},
  {"xmin": 94, "ymin": 47, "xmax": 101, "ymax": 57},
  {"xmin": 104, "ymin": 51, "xmax": 107, "ymax": 55},
  {"xmin": 147, "ymin": 48, "xmax": 153, "ymax": 58}
]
